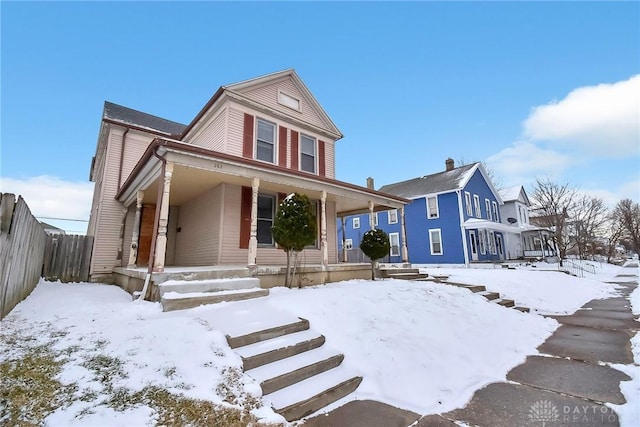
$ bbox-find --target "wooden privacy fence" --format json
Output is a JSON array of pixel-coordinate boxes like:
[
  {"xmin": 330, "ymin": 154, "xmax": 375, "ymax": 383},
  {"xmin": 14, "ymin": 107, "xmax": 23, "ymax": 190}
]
[
  {"xmin": 0, "ymin": 193, "xmax": 47, "ymax": 319},
  {"xmin": 42, "ymin": 234, "xmax": 93, "ymax": 283}
]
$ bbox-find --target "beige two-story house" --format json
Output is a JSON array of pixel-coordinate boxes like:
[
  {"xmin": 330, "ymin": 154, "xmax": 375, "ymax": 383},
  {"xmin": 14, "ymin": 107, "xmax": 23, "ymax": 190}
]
[{"xmin": 87, "ymin": 69, "xmax": 409, "ymax": 287}]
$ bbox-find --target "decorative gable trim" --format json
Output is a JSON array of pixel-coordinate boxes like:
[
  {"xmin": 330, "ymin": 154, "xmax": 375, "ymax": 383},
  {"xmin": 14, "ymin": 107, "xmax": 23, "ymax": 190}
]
[{"xmin": 458, "ymin": 163, "xmax": 503, "ymax": 204}]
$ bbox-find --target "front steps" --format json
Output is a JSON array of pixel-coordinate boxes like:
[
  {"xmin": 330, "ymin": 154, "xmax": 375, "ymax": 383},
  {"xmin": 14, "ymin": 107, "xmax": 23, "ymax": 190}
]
[
  {"xmin": 380, "ymin": 267, "xmax": 429, "ymax": 281},
  {"xmin": 445, "ymin": 281, "xmax": 529, "ymax": 312},
  {"xmin": 227, "ymin": 318, "xmax": 362, "ymax": 422},
  {"xmin": 159, "ymin": 277, "xmax": 268, "ymax": 312}
]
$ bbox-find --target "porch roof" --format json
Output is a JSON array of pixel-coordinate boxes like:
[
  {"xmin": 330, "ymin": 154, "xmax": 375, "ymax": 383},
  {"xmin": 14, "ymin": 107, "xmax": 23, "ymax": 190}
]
[
  {"xmin": 462, "ymin": 219, "xmax": 552, "ymax": 234},
  {"xmin": 116, "ymin": 138, "xmax": 409, "ymax": 216}
]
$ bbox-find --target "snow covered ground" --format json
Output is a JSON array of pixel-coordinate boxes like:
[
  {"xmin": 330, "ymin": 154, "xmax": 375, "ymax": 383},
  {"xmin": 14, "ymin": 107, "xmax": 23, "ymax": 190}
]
[{"xmin": 0, "ymin": 263, "xmax": 637, "ymax": 426}]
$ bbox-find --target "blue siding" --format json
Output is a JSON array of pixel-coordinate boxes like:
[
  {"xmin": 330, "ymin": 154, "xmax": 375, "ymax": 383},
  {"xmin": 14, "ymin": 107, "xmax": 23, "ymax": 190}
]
[{"xmin": 339, "ymin": 210, "xmax": 403, "ymax": 263}]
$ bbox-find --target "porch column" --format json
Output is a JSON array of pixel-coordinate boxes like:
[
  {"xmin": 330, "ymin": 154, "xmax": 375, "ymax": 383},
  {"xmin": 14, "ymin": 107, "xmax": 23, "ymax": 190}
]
[
  {"xmin": 368, "ymin": 201, "xmax": 375, "ymax": 229},
  {"xmin": 248, "ymin": 177, "xmax": 260, "ymax": 267},
  {"xmin": 320, "ymin": 191, "xmax": 328, "ymax": 283},
  {"xmin": 400, "ymin": 206, "xmax": 409, "ymax": 264},
  {"xmin": 341, "ymin": 216, "xmax": 347, "ymax": 262},
  {"xmin": 117, "ymin": 207, "xmax": 127, "ymax": 263},
  {"xmin": 153, "ymin": 162, "xmax": 173, "ymax": 272},
  {"xmin": 128, "ymin": 190, "xmax": 144, "ymax": 267}
]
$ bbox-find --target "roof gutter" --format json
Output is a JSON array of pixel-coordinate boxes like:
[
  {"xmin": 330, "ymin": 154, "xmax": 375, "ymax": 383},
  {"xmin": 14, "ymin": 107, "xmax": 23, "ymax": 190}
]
[{"xmin": 117, "ymin": 127, "xmax": 130, "ymax": 190}]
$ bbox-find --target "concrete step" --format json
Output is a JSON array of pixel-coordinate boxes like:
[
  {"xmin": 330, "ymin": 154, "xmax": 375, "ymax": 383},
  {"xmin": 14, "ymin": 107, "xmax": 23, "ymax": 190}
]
[
  {"xmin": 235, "ymin": 330, "xmax": 325, "ymax": 370},
  {"xmin": 380, "ymin": 268, "xmax": 420, "ymax": 278},
  {"xmin": 158, "ymin": 277, "xmax": 261, "ymax": 297},
  {"xmin": 478, "ymin": 291, "xmax": 500, "ymax": 301},
  {"xmin": 267, "ymin": 366, "xmax": 363, "ymax": 422},
  {"xmin": 227, "ymin": 318, "xmax": 309, "ymax": 349},
  {"xmin": 252, "ymin": 351, "xmax": 345, "ymax": 395},
  {"xmin": 446, "ymin": 281, "xmax": 487, "ymax": 293},
  {"xmin": 514, "ymin": 306, "xmax": 531, "ymax": 313},
  {"xmin": 387, "ymin": 272, "xmax": 429, "ymax": 280},
  {"xmin": 160, "ymin": 288, "xmax": 269, "ymax": 312},
  {"xmin": 496, "ymin": 298, "xmax": 515, "ymax": 308}
]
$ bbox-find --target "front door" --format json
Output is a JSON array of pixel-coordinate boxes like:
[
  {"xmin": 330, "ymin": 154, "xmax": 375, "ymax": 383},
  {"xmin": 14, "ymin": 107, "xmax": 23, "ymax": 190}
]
[
  {"xmin": 496, "ymin": 234, "xmax": 504, "ymax": 260},
  {"xmin": 469, "ymin": 230, "xmax": 479, "ymax": 261},
  {"xmin": 137, "ymin": 204, "xmax": 156, "ymax": 266}
]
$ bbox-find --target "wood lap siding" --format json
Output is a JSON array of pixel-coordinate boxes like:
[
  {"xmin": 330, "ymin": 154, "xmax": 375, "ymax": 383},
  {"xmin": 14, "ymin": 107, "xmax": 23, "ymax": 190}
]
[
  {"xmin": 189, "ymin": 109, "xmax": 226, "ymax": 152},
  {"xmin": 227, "ymin": 107, "xmax": 245, "ymax": 157},
  {"xmin": 278, "ymin": 126, "xmax": 288, "ymax": 167},
  {"xmin": 291, "ymin": 130, "xmax": 299, "ymax": 170},
  {"xmin": 242, "ymin": 113, "xmax": 254, "ymax": 159}
]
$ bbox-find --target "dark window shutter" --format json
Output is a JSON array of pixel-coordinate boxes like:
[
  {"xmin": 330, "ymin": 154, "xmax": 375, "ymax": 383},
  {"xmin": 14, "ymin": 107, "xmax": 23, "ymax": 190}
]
[
  {"xmin": 318, "ymin": 140, "xmax": 326, "ymax": 177},
  {"xmin": 243, "ymin": 114, "xmax": 254, "ymax": 159},
  {"xmin": 291, "ymin": 130, "xmax": 299, "ymax": 170},
  {"xmin": 278, "ymin": 126, "xmax": 288, "ymax": 167},
  {"xmin": 239, "ymin": 186, "xmax": 252, "ymax": 249}
]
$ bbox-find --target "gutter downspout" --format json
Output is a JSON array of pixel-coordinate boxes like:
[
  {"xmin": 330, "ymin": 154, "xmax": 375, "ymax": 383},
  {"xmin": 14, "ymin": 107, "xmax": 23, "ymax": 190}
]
[
  {"xmin": 457, "ymin": 190, "xmax": 470, "ymax": 266},
  {"xmin": 117, "ymin": 127, "xmax": 130, "ymax": 191},
  {"xmin": 138, "ymin": 146, "xmax": 166, "ymax": 301}
]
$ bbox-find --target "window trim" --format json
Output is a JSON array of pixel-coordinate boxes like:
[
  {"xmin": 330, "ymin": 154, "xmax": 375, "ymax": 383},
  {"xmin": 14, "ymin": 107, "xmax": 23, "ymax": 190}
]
[
  {"xmin": 492, "ymin": 201, "xmax": 499, "ymax": 223},
  {"xmin": 255, "ymin": 118, "xmax": 276, "ymax": 164},
  {"xmin": 257, "ymin": 193, "xmax": 276, "ymax": 246},
  {"xmin": 344, "ymin": 238, "xmax": 353, "ymax": 250},
  {"xmin": 372, "ymin": 212, "xmax": 378, "ymax": 227},
  {"xmin": 353, "ymin": 217, "xmax": 360, "ymax": 229},
  {"xmin": 300, "ymin": 133, "xmax": 317, "ymax": 174},
  {"xmin": 388, "ymin": 209, "xmax": 398, "ymax": 224},
  {"xmin": 277, "ymin": 90, "xmax": 301, "ymax": 112},
  {"xmin": 489, "ymin": 230, "xmax": 496, "ymax": 254},
  {"xmin": 389, "ymin": 232, "xmax": 400, "ymax": 257},
  {"xmin": 485, "ymin": 199, "xmax": 492, "ymax": 221},
  {"xmin": 479, "ymin": 229, "xmax": 486, "ymax": 254},
  {"xmin": 427, "ymin": 196, "xmax": 439, "ymax": 219},
  {"xmin": 429, "ymin": 228, "xmax": 443, "ymax": 255},
  {"xmin": 465, "ymin": 192, "xmax": 472, "ymax": 216},
  {"xmin": 473, "ymin": 195, "xmax": 481, "ymax": 218}
]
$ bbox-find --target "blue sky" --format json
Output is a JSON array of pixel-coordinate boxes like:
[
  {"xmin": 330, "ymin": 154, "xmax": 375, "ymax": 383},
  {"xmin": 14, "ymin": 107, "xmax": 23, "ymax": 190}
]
[{"xmin": 1, "ymin": 2, "xmax": 638, "ymax": 233}]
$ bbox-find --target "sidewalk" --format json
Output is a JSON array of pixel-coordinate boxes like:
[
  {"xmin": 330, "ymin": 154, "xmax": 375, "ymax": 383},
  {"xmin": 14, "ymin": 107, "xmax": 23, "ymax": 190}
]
[{"xmin": 302, "ymin": 264, "xmax": 639, "ymax": 427}]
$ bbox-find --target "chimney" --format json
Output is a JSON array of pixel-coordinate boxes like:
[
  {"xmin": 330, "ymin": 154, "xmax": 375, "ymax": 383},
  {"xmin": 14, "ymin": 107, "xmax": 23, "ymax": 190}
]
[
  {"xmin": 366, "ymin": 177, "xmax": 374, "ymax": 189},
  {"xmin": 445, "ymin": 158, "xmax": 455, "ymax": 171}
]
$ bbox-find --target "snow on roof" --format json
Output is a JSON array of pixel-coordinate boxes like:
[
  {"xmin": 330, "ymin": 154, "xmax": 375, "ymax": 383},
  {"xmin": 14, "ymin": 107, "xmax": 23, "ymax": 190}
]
[
  {"xmin": 499, "ymin": 186, "xmax": 523, "ymax": 202},
  {"xmin": 378, "ymin": 163, "xmax": 478, "ymax": 199}
]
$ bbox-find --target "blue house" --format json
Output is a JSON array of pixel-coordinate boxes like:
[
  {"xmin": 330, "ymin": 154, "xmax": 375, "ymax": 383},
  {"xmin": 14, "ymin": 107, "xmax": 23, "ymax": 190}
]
[{"xmin": 340, "ymin": 159, "xmax": 508, "ymax": 265}]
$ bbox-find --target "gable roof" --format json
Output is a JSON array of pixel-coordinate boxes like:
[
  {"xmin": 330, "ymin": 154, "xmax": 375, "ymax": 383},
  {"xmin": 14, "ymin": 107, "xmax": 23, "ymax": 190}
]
[
  {"xmin": 499, "ymin": 185, "xmax": 530, "ymax": 206},
  {"xmin": 180, "ymin": 69, "xmax": 343, "ymax": 141},
  {"xmin": 378, "ymin": 163, "xmax": 478, "ymax": 199},
  {"xmin": 103, "ymin": 101, "xmax": 187, "ymax": 136}
]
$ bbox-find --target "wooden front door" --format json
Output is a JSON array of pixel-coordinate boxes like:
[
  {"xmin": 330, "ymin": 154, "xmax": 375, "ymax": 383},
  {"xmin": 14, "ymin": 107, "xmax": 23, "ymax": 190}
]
[{"xmin": 137, "ymin": 204, "xmax": 156, "ymax": 266}]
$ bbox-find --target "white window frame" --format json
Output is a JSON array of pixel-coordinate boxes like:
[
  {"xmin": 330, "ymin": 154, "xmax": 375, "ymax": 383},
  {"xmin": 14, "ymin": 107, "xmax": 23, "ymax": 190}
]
[
  {"xmin": 388, "ymin": 209, "xmax": 398, "ymax": 224},
  {"xmin": 257, "ymin": 193, "xmax": 276, "ymax": 246},
  {"xmin": 479, "ymin": 229, "xmax": 486, "ymax": 254},
  {"xmin": 427, "ymin": 196, "xmax": 439, "ymax": 219},
  {"xmin": 429, "ymin": 229, "xmax": 443, "ymax": 255},
  {"xmin": 489, "ymin": 231, "xmax": 496, "ymax": 254},
  {"xmin": 389, "ymin": 232, "xmax": 400, "ymax": 257},
  {"xmin": 344, "ymin": 238, "xmax": 353, "ymax": 251},
  {"xmin": 465, "ymin": 192, "xmax": 472, "ymax": 216},
  {"xmin": 485, "ymin": 199, "xmax": 492, "ymax": 221},
  {"xmin": 353, "ymin": 217, "xmax": 360, "ymax": 229},
  {"xmin": 473, "ymin": 195, "xmax": 481, "ymax": 218},
  {"xmin": 300, "ymin": 133, "xmax": 317, "ymax": 174},
  {"xmin": 492, "ymin": 202, "xmax": 499, "ymax": 223},
  {"xmin": 372, "ymin": 212, "xmax": 378, "ymax": 227},
  {"xmin": 256, "ymin": 118, "xmax": 276, "ymax": 164}
]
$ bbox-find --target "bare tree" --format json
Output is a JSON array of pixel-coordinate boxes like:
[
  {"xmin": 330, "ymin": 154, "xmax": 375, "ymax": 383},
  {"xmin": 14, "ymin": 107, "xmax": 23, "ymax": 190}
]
[
  {"xmin": 604, "ymin": 214, "xmax": 625, "ymax": 263},
  {"xmin": 612, "ymin": 199, "xmax": 640, "ymax": 255},
  {"xmin": 529, "ymin": 178, "xmax": 577, "ymax": 265},
  {"xmin": 571, "ymin": 195, "xmax": 608, "ymax": 259},
  {"xmin": 457, "ymin": 157, "xmax": 503, "ymax": 190}
]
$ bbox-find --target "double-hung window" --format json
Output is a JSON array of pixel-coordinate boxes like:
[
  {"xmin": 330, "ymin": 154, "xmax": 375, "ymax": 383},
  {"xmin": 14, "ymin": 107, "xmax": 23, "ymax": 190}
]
[
  {"xmin": 492, "ymin": 202, "xmax": 499, "ymax": 223},
  {"xmin": 389, "ymin": 232, "xmax": 400, "ymax": 257},
  {"xmin": 429, "ymin": 229, "xmax": 443, "ymax": 255},
  {"xmin": 300, "ymin": 134, "xmax": 316, "ymax": 173},
  {"xmin": 388, "ymin": 209, "xmax": 398, "ymax": 224},
  {"xmin": 486, "ymin": 199, "xmax": 492, "ymax": 221},
  {"xmin": 465, "ymin": 192, "xmax": 472, "ymax": 216},
  {"xmin": 353, "ymin": 217, "xmax": 360, "ymax": 229},
  {"xmin": 344, "ymin": 238, "xmax": 353, "ymax": 250},
  {"xmin": 257, "ymin": 194, "xmax": 275, "ymax": 245},
  {"xmin": 372, "ymin": 212, "xmax": 378, "ymax": 227},
  {"xmin": 256, "ymin": 119, "xmax": 276, "ymax": 163},
  {"xmin": 473, "ymin": 195, "xmax": 481, "ymax": 218},
  {"xmin": 427, "ymin": 196, "xmax": 439, "ymax": 218}
]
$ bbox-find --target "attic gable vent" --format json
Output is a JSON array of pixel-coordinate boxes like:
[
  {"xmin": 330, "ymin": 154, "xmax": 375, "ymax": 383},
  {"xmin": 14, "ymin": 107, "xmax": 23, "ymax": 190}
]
[{"xmin": 278, "ymin": 91, "xmax": 300, "ymax": 111}]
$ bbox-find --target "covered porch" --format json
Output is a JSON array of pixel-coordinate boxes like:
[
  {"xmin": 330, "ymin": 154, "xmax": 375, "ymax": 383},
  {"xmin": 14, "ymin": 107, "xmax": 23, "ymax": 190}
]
[{"xmin": 115, "ymin": 138, "xmax": 409, "ymax": 287}]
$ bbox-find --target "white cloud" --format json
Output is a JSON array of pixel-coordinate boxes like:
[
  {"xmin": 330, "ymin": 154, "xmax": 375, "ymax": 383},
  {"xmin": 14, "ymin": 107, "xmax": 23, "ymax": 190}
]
[
  {"xmin": 0, "ymin": 176, "xmax": 94, "ymax": 222},
  {"xmin": 486, "ymin": 141, "xmax": 572, "ymax": 186},
  {"xmin": 523, "ymin": 75, "xmax": 640, "ymax": 157},
  {"xmin": 580, "ymin": 179, "xmax": 640, "ymax": 207}
]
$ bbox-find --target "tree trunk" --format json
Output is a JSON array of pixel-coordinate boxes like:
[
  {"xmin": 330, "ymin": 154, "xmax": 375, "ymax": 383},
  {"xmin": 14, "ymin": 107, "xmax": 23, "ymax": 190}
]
[
  {"xmin": 370, "ymin": 260, "xmax": 375, "ymax": 280},
  {"xmin": 285, "ymin": 250, "xmax": 291, "ymax": 288}
]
